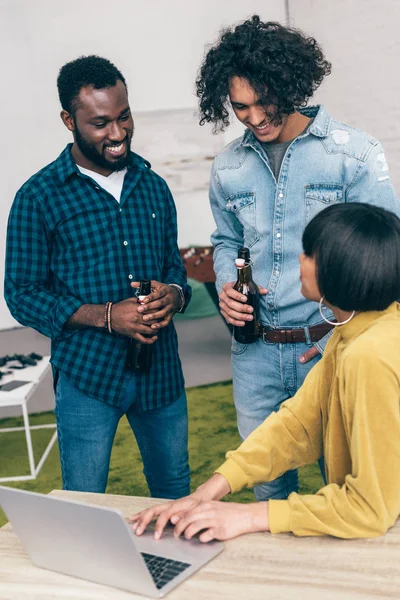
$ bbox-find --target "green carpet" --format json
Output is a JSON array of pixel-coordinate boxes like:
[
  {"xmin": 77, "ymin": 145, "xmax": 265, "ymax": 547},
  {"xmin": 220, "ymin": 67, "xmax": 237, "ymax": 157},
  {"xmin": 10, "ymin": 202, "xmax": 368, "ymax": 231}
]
[{"xmin": 0, "ymin": 381, "xmax": 323, "ymax": 527}]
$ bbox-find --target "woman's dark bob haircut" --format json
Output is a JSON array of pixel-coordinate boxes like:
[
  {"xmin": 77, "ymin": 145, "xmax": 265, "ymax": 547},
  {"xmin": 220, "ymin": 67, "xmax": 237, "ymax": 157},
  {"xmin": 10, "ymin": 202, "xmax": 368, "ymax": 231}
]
[{"xmin": 302, "ymin": 203, "xmax": 400, "ymax": 312}]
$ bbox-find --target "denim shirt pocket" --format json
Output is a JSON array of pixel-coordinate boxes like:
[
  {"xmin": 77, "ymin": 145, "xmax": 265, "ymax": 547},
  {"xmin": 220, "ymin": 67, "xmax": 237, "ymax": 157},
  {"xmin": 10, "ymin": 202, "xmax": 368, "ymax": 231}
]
[
  {"xmin": 305, "ymin": 183, "xmax": 344, "ymax": 224},
  {"xmin": 225, "ymin": 191, "xmax": 259, "ymax": 248}
]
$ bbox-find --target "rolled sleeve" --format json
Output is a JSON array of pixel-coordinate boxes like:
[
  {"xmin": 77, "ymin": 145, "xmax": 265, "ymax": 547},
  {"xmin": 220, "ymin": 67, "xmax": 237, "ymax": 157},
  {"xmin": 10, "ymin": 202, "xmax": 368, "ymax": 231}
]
[
  {"xmin": 5, "ymin": 187, "xmax": 83, "ymax": 340},
  {"xmin": 215, "ymin": 458, "xmax": 250, "ymax": 494}
]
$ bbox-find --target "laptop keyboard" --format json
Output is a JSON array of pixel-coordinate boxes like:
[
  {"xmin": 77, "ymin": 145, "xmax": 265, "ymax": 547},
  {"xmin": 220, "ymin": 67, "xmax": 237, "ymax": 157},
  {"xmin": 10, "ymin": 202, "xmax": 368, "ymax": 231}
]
[{"xmin": 141, "ymin": 552, "xmax": 191, "ymax": 590}]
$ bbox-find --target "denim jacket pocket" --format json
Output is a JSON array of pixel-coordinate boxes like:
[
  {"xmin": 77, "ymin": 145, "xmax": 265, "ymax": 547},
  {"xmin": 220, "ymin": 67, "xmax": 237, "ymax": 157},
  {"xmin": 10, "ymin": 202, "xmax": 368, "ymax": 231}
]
[
  {"xmin": 305, "ymin": 183, "xmax": 344, "ymax": 224},
  {"xmin": 226, "ymin": 191, "xmax": 259, "ymax": 248}
]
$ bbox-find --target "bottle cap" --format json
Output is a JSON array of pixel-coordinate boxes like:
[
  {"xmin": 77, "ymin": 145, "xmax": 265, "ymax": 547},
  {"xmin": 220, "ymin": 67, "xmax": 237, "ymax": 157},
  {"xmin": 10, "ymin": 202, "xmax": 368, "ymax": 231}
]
[
  {"xmin": 238, "ymin": 247, "xmax": 250, "ymax": 261},
  {"xmin": 235, "ymin": 258, "xmax": 246, "ymax": 267}
]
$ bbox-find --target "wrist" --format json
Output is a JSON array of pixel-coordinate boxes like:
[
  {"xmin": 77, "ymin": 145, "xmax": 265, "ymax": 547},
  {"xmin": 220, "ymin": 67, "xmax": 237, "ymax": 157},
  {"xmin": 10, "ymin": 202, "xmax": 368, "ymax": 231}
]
[
  {"xmin": 249, "ymin": 501, "xmax": 270, "ymax": 533},
  {"xmin": 67, "ymin": 304, "xmax": 107, "ymax": 330},
  {"xmin": 194, "ymin": 473, "xmax": 231, "ymax": 502},
  {"xmin": 168, "ymin": 284, "xmax": 185, "ymax": 313}
]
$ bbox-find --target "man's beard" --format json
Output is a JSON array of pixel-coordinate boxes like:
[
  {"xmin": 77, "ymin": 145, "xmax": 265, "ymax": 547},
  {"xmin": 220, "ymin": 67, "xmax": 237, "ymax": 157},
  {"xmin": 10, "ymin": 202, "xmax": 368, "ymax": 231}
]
[{"xmin": 74, "ymin": 123, "xmax": 132, "ymax": 172}]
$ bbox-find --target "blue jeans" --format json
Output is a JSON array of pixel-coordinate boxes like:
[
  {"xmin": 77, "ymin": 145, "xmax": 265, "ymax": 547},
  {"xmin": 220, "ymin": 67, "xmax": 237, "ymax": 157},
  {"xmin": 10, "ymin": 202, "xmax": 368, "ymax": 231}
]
[
  {"xmin": 231, "ymin": 337, "xmax": 322, "ymax": 500},
  {"xmin": 55, "ymin": 373, "xmax": 190, "ymax": 499}
]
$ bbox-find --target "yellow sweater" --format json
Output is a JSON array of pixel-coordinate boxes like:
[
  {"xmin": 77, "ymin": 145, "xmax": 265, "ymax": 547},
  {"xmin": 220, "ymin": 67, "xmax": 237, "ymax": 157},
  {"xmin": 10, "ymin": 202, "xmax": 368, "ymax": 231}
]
[{"xmin": 216, "ymin": 303, "xmax": 400, "ymax": 538}]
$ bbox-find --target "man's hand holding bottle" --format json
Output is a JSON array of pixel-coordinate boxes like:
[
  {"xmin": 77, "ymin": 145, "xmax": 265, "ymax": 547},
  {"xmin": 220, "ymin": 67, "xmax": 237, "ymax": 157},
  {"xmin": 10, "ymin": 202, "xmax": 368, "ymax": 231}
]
[
  {"xmin": 219, "ymin": 248, "xmax": 268, "ymax": 340},
  {"xmin": 108, "ymin": 280, "xmax": 180, "ymax": 342},
  {"xmin": 131, "ymin": 280, "xmax": 182, "ymax": 330},
  {"xmin": 109, "ymin": 297, "xmax": 158, "ymax": 344},
  {"xmin": 219, "ymin": 282, "xmax": 268, "ymax": 327}
]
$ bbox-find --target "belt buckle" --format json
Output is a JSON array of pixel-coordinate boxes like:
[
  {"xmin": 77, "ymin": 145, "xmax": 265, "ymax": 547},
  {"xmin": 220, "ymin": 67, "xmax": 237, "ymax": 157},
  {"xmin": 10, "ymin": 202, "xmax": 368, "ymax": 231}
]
[{"xmin": 261, "ymin": 325, "xmax": 274, "ymax": 343}]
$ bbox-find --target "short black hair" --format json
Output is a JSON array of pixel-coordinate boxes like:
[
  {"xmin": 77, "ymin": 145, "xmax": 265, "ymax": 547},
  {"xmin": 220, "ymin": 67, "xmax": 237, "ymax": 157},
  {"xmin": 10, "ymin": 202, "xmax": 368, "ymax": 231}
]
[
  {"xmin": 302, "ymin": 203, "xmax": 400, "ymax": 312},
  {"xmin": 196, "ymin": 15, "xmax": 331, "ymax": 132},
  {"xmin": 57, "ymin": 55, "xmax": 127, "ymax": 115}
]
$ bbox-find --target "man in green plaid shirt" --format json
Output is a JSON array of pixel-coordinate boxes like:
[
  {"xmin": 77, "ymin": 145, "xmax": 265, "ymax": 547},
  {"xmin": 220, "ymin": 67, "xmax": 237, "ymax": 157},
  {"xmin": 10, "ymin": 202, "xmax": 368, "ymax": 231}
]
[{"xmin": 5, "ymin": 55, "xmax": 192, "ymax": 497}]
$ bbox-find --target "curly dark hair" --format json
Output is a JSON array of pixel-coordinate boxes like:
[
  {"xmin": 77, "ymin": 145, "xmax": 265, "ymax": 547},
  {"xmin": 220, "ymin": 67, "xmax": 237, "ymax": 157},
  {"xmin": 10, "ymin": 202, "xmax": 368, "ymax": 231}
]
[
  {"xmin": 57, "ymin": 55, "xmax": 127, "ymax": 115},
  {"xmin": 196, "ymin": 15, "xmax": 331, "ymax": 132}
]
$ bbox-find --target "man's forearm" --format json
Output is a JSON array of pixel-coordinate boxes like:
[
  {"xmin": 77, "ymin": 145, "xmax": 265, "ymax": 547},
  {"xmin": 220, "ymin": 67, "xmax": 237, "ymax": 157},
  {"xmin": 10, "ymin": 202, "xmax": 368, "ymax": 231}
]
[{"xmin": 66, "ymin": 304, "xmax": 105, "ymax": 330}]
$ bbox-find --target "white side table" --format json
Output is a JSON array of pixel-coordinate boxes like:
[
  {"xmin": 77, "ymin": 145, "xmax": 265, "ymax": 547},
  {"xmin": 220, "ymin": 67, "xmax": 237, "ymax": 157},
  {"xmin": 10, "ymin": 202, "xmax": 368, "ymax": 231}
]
[{"xmin": 0, "ymin": 356, "xmax": 57, "ymax": 483}]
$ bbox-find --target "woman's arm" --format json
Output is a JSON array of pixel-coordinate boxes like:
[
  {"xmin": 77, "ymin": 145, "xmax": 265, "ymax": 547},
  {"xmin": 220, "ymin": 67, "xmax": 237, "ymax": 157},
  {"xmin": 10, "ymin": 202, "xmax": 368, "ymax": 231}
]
[
  {"xmin": 131, "ymin": 359, "xmax": 326, "ymax": 541},
  {"xmin": 216, "ymin": 359, "xmax": 325, "ymax": 493},
  {"xmin": 269, "ymin": 347, "xmax": 400, "ymax": 538},
  {"xmin": 130, "ymin": 473, "xmax": 231, "ymax": 538}
]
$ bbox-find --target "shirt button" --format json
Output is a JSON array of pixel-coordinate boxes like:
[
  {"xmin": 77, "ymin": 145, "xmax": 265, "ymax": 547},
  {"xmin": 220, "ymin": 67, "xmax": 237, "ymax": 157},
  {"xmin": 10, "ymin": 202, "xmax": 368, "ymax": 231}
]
[
  {"xmin": 279, "ymin": 193, "xmax": 283, "ymax": 198},
  {"xmin": 276, "ymin": 233, "xmax": 281, "ymax": 238},
  {"xmin": 128, "ymin": 274, "xmax": 133, "ymax": 280},
  {"xmin": 123, "ymin": 241, "xmax": 128, "ymax": 246},
  {"xmin": 152, "ymin": 213, "xmax": 156, "ymax": 218},
  {"xmin": 275, "ymin": 270, "xmax": 280, "ymax": 275},
  {"xmin": 119, "ymin": 207, "xmax": 122, "ymax": 212}
]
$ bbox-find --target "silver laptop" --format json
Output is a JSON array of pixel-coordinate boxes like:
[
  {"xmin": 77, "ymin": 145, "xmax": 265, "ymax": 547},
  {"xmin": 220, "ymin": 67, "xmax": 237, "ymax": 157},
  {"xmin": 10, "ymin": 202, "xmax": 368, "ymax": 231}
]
[{"xmin": 0, "ymin": 486, "xmax": 223, "ymax": 598}]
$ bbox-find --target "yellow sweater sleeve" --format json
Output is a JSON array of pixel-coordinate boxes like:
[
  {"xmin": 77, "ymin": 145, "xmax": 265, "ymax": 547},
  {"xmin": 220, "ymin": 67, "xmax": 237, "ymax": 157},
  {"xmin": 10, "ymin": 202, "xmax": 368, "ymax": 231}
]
[
  {"xmin": 215, "ymin": 360, "xmax": 324, "ymax": 492},
  {"xmin": 270, "ymin": 347, "xmax": 400, "ymax": 538}
]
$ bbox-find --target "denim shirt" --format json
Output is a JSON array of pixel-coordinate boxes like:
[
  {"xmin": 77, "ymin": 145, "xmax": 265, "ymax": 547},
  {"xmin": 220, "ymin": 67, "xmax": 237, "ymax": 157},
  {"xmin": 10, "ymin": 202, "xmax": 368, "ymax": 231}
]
[{"xmin": 210, "ymin": 105, "xmax": 399, "ymax": 352}]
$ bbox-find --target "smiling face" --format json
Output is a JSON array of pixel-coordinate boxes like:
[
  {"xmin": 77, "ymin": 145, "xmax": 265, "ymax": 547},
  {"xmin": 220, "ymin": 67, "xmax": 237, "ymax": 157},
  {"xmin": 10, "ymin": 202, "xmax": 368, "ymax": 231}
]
[
  {"xmin": 61, "ymin": 79, "xmax": 134, "ymax": 176},
  {"xmin": 299, "ymin": 252, "xmax": 321, "ymax": 302},
  {"xmin": 228, "ymin": 76, "xmax": 287, "ymax": 142},
  {"xmin": 228, "ymin": 76, "xmax": 309, "ymax": 144}
]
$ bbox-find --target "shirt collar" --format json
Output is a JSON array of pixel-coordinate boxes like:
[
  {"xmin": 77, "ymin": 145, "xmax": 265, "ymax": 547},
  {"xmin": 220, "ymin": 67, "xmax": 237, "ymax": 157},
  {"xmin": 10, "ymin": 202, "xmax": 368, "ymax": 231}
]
[
  {"xmin": 241, "ymin": 104, "xmax": 330, "ymax": 147},
  {"xmin": 299, "ymin": 105, "xmax": 330, "ymax": 138},
  {"xmin": 55, "ymin": 143, "xmax": 151, "ymax": 184},
  {"xmin": 337, "ymin": 302, "xmax": 400, "ymax": 344}
]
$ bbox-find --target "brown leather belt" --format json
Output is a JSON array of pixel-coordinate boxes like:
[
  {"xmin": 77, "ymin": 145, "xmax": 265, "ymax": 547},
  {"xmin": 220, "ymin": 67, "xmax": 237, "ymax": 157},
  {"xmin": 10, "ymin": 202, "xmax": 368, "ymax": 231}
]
[{"xmin": 259, "ymin": 322, "xmax": 334, "ymax": 344}]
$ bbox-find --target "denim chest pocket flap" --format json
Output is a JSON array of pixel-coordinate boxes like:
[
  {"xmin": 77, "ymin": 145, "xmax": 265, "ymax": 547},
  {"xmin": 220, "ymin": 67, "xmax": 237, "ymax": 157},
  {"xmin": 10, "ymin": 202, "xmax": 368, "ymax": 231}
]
[
  {"xmin": 225, "ymin": 191, "xmax": 259, "ymax": 247},
  {"xmin": 305, "ymin": 183, "xmax": 344, "ymax": 224},
  {"xmin": 305, "ymin": 183, "xmax": 343, "ymax": 203},
  {"xmin": 226, "ymin": 191, "xmax": 255, "ymax": 212}
]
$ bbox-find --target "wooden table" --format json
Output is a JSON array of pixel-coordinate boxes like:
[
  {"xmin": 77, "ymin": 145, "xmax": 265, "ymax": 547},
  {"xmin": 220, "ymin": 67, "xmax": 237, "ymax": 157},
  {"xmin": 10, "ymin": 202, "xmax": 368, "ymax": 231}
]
[{"xmin": 0, "ymin": 491, "xmax": 399, "ymax": 599}]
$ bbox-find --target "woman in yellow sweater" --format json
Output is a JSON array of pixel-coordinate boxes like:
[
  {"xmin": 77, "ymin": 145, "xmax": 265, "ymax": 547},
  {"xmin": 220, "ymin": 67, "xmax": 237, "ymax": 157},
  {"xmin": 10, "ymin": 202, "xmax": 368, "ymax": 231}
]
[{"xmin": 131, "ymin": 203, "xmax": 400, "ymax": 540}]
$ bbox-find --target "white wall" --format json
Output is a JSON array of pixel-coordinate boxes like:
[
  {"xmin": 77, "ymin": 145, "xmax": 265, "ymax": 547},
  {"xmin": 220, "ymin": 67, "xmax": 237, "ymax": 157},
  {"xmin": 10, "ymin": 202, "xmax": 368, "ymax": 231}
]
[
  {"xmin": 289, "ymin": 0, "xmax": 400, "ymax": 191},
  {"xmin": 0, "ymin": 0, "xmax": 285, "ymax": 330},
  {"xmin": 3, "ymin": 1, "xmax": 399, "ymax": 331}
]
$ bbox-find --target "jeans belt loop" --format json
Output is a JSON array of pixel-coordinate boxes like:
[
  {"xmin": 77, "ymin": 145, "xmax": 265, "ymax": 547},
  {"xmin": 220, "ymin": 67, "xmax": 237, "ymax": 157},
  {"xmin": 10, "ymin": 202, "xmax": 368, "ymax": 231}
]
[{"xmin": 304, "ymin": 325, "xmax": 312, "ymax": 345}]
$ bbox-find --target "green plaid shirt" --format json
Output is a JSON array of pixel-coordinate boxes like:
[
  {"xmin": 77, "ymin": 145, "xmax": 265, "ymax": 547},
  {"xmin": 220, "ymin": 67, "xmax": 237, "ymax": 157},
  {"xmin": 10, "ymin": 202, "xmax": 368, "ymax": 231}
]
[{"xmin": 5, "ymin": 145, "xmax": 191, "ymax": 409}]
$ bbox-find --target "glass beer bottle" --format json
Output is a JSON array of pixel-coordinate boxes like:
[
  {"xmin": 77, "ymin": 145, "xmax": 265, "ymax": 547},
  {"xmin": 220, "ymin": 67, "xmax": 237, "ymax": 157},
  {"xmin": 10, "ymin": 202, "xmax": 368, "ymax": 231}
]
[
  {"xmin": 233, "ymin": 248, "xmax": 260, "ymax": 344},
  {"xmin": 126, "ymin": 280, "xmax": 153, "ymax": 372}
]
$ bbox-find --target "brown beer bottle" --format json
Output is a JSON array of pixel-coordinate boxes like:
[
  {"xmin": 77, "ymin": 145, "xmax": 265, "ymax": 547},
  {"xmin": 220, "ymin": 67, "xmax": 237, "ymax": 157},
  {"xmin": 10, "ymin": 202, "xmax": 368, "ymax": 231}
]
[
  {"xmin": 233, "ymin": 248, "xmax": 260, "ymax": 344},
  {"xmin": 126, "ymin": 280, "xmax": 153, "ymax": 372}
]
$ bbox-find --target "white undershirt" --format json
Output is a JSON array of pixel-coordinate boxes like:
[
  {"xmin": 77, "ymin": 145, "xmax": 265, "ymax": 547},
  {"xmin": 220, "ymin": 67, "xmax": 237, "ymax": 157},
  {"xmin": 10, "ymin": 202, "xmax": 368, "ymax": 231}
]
[{"xmin": 78, "ymin": 166, "xmax": 127, "ymax": 203}]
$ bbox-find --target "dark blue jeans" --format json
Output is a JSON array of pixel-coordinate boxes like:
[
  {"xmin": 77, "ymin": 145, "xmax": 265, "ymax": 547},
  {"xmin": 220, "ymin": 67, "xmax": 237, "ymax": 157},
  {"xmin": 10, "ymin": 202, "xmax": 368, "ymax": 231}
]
[{"xmin": 55, "ymin": 373, "xmax": 190, "ymax": 499}]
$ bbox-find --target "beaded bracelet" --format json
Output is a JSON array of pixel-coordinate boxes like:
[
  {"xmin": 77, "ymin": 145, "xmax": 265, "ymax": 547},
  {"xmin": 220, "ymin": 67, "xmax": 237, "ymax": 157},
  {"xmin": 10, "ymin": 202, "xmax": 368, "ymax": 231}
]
[{"xmin": 104, "ymin": 301, "xmax": 113, "ymax": 333}]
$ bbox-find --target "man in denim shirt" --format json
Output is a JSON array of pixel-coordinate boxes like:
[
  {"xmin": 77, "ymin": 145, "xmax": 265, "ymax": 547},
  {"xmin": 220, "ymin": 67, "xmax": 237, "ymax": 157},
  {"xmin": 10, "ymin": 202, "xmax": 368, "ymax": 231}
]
[{"xmin": 196, "ymin": 16, "xmax": 399, "ymax": 500}]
